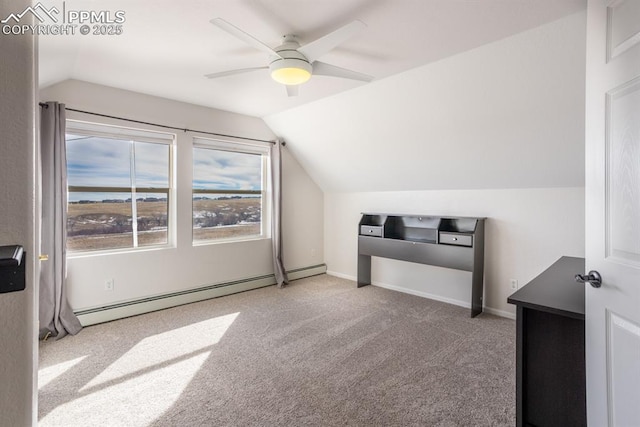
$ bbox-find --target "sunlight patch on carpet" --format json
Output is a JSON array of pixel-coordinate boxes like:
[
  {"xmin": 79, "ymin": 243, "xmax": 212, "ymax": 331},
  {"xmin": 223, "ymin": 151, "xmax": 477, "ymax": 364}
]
[
  {"xmin": 39, "ymin": 356, "xmax": 88, "ymax": 389},
  {"xmin": 40, "ymin": 352, "xmax": 210, "ymax": 427},
  {"xmin": 80, "ymin": 312, "xmax": 239, "ymax": 391}
]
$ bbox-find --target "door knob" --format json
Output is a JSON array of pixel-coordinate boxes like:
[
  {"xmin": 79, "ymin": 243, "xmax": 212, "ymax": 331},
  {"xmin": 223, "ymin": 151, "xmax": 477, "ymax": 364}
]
[
  {"xmin": 39, "ymin": 254, "xmax": 48, "ymax": 261},
  {"xmin": 575, "ymin": 270, "xmax": 602, "ymax": 288}
]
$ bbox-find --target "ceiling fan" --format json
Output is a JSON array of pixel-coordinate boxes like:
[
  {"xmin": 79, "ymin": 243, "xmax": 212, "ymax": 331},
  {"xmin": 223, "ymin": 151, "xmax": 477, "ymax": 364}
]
[{"xmin": 206, "ymin": 18, "xmax": 374, "ymax": 96}]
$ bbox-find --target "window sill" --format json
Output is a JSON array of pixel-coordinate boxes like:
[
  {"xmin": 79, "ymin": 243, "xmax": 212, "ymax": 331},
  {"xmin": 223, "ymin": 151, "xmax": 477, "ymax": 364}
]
[
  {"xmin": 67, "ymin": 243, "xmax": 175, "ymax": 259},
  {"xmin": 192, "ymin": 235, "xmax": 270, "ymax": 247}
]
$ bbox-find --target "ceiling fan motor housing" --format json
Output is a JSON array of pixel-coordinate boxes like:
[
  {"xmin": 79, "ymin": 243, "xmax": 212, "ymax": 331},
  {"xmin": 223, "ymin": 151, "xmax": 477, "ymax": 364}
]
[{"xmin": 269, "ymin": 36, "xmax": 313, "ymax": 85}]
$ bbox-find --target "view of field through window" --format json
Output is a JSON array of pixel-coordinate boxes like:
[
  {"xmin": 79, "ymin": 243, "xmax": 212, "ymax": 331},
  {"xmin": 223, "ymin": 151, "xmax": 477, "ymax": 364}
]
[
  {"xmin": 66, "ymin": 130, "xmax": 172, "ymax": 252},
  {"xmin": 192, "ymin": 196, "xmax": 261, "ymax": 241},
  {"xmin": 192, "ymin": 144, "xmax": 264, "ymax": 242},
  {"xmin": 67, "ymin": 192, "xmax": 169, "ymax": 251},
  {"xmin": 66, "ymin": 128, "xmax": 266, "ymax": 252}
]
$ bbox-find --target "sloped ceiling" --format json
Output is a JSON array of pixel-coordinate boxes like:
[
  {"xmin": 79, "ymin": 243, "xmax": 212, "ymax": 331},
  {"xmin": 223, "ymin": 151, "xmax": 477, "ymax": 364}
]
[
  {"xmin": 39, "ymin": 0, "xmax": 585, "ymax": 118},
  {"xmin": 37, "ymin": 0, "xmax": 587, "ymax": 193},
  {"xmin": 264, "ymin": 11, "xmax": 587, "ymax": 192}
]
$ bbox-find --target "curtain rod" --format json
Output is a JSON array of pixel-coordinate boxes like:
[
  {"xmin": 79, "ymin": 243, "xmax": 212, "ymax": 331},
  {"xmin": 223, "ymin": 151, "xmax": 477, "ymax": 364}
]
[{"xmin": 39, "ymin": 102, "xmax": 276, "ymax": 145}]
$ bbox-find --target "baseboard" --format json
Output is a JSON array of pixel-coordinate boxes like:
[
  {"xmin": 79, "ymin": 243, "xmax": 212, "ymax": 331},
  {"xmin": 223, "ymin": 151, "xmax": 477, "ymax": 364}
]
[
  {"xmin": 325, "ymin": 270, "xmax": 354, "ymax": 281},
  {"xmin": 373, "ymin": 280, "xmax": 471, "ymax": 310},
  {"xmin": 76, "ymin": 264, "xmax": 327, "ymax": 326},
  {"xmin": 326, "ymin": 270, "xmax": 514, "ymax": 320},
  {"xmin": 287, "ymin": 264, "xmax": 327, "ymax": 280},
  {"xmin": 483, "ymin": 306, "xmax": 516, "ymax": 320}
]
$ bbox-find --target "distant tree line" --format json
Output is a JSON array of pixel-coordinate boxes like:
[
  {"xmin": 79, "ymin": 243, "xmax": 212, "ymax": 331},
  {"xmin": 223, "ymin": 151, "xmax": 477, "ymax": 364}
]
[
  {"xmin": 192, "ymin": 195, "xmax": 259, "ymax": 201},
  {"xmin": 71, "ymin": 196, "xmax": 260, "ymax": 204},
  {"xmin": 70, "ymin": 197, "xmax": 168, "ymax": 204}
]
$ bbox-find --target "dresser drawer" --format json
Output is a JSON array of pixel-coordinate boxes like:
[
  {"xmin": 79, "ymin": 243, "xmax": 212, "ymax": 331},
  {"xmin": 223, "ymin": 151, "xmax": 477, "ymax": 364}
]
[
  {"xmin": 439, "ymin": 232, "xmax": 472, "ymax": 247},
  {"xmin": 360, "ymin": 225, "xmax": 383, "ymax": 237}
]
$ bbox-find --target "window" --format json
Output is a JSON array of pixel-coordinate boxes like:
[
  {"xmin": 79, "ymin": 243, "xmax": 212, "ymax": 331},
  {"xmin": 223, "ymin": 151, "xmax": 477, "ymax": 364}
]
[
  {"xmin": 192, "ymin": 138, "xmax": 269, "ymax": 243},
  {"xmin": 66, "ymin": 121, "xmax": 174, "ymax": 253}
]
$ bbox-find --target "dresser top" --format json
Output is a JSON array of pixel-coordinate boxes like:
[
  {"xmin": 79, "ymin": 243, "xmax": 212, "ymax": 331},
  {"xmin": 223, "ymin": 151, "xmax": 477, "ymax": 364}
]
[
  {"xmin": 508, "ymin": 256, "xmax": 585, "ymax": 320},
  {"xmin": 361, "ymin": 212, "xmax": 486, "ymax": 220}
]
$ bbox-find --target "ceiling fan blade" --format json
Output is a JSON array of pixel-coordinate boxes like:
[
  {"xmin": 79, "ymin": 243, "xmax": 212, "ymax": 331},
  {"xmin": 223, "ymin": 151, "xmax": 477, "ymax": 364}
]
[
  {"xmin": 312, "ymin": 61, "xmax": 373, "ymax": 82},
  {"xmin": 205, "ymin": 66, "xmax": 268, "ymax": 79},
  {"xmin": 210, "ymin": 18, "xmax": 283, "ymax": 59},
  {"xmin": 286, "ymin": 85, "xmax": 299, "ymax": 97},
  {"xmin": 298, "ymin": 20, "xmax": 366, "ymax": 62}
]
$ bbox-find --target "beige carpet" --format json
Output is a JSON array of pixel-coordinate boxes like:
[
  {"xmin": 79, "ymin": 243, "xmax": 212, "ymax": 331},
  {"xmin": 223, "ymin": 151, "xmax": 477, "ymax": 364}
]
[{"xmin": 39, "ymin": 274, "xmax": 515, "ymax": 426}]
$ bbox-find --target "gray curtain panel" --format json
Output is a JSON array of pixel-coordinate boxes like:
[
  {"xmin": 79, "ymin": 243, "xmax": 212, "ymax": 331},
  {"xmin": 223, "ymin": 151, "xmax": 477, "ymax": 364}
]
[
  {"xmin": 39, "ymin": 102, "xmax": 82, "ymax": 340},
  {"xmin": 271, "ymin": 140, "xmax": 288, "ymax": 288}
]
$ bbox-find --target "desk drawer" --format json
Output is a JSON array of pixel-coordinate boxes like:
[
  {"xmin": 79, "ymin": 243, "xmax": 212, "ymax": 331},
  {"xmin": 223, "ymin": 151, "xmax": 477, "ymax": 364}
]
[
  {"xmin": 439, "ymin": 232, "xmax": 472, "ymax": 247},
  {"xmin": 360, "ymin": 225, "xmax": 383, "ymax": 237}
]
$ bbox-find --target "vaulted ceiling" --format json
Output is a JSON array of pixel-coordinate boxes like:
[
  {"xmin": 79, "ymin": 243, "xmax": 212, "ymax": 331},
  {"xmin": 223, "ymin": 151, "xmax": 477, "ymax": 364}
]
[
  {"xmin": 39, "ymin": 0, "xmax": 586, "ymax": 118},
  {"xmin": 264, "ymin": 9, "xmax": 588, "ymax": 192}
]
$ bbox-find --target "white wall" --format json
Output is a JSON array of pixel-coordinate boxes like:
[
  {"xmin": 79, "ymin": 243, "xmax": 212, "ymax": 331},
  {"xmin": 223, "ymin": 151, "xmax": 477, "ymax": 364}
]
[
  {"xmin": 0, "ymin": 0, "xmax": 37, "ymax": 423},
  {"xmin": 281, "ymin": 147, "xmax": 324, "ymax": 267},
  {"xmin": 40, "ymin": 80, "xmax": 323, "ymax": 312},
  {"xmin": 265, "ymin": 11, "xmax": 587, "ymax": 317},
  {"xmin": 325, "ymin": 188, "xmax": 585, "ymax": 317},
  {"xmin": 264, "ymin": 11, "xmax": 586, "ymax": 193}
]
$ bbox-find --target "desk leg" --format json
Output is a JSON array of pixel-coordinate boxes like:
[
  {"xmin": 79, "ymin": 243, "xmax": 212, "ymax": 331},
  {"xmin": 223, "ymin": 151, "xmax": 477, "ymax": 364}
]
[
  {"xmin": 470, "ymin": 262, "xmax": 484, "ymax": 317},
  {"xmin": 515, "ymin": 305, "xmax": 524, "ymax": 427},
  {"xmin": 357, "ymin": 254, "xmax": 371, "ymax": 288}
]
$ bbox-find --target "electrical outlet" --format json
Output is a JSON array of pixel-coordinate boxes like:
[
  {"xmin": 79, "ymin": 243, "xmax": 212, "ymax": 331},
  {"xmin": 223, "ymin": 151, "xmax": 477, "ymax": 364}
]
[
  {"xmin": 105, "ymin": 278, "xmax": 114, "ymax": 291},
  {"xmin": 510, "ymin": 279, "xmax": 518, "ymax": 290}
]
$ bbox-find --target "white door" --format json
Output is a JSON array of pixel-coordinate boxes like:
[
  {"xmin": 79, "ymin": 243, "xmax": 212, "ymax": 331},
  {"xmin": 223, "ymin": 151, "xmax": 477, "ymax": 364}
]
[{"xmin": 585, "ymin": 0, "xmax": 640, "ymax": 425}]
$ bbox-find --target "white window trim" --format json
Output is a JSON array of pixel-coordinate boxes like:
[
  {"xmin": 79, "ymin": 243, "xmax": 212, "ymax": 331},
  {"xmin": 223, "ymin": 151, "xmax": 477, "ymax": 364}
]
[{"xmin": 67, "ymin": 119, "xmax": 175, "ymax": 144}]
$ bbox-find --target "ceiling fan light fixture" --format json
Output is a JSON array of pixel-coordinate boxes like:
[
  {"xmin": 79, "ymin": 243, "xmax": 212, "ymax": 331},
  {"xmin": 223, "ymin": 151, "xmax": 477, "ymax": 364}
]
[{"xmin": 270, "ymin": 59, "xmax": 312, "ymax": 85}]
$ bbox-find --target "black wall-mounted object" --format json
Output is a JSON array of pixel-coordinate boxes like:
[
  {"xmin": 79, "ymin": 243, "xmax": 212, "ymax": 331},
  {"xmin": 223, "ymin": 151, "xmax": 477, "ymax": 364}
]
[
  {"xmin": 0, "ymin": 245, "xmax": 26, "ymax": 294},
  {"xmin": 357, "ymin": 213, "xmax": 486, "ymax": 317}
]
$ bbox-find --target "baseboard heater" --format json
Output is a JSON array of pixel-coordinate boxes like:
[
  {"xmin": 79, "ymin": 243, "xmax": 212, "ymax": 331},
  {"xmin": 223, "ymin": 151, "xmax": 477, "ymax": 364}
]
[{"xmin": 75, "ymin": 264, "xmax": 327, "ymax": 327}]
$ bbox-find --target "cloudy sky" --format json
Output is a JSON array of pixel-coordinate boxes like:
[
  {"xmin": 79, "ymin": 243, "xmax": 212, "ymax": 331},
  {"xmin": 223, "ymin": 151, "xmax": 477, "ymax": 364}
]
[
  {"xmin": 66, "ymin": 134, "xmax": 262, "ymax": 201},
  {"xmin": 192, "ymin": 146, "xmax": 262, "ymax": 192}
]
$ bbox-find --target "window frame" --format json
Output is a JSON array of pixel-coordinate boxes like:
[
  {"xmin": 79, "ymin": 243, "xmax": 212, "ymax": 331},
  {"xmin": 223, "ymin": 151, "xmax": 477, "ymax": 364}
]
[
  {"xmin": 192, "ymin": 137, "xmax": 271, "ymax": 245},
  {"xmin": 65, "ymin": 120, "xmax": 176, "ymax": 256}
]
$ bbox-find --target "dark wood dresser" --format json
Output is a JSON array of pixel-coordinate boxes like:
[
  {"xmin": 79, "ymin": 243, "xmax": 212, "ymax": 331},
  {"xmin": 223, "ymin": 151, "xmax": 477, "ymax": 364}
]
[{"xmin": 508, "ymin": 256, "xmax": 586, "ymax": 427}]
